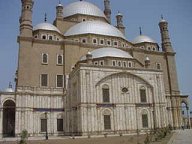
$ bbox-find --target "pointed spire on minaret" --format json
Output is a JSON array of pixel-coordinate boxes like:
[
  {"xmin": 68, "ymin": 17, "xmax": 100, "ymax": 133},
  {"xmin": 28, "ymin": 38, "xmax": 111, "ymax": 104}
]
[
  {"xmin": 139, "ymin": 27, "xmax": 142, "ymax": 35},
  {"xmin": 44, "ymin": 13, "xmax": 47, "ymax": 22}
]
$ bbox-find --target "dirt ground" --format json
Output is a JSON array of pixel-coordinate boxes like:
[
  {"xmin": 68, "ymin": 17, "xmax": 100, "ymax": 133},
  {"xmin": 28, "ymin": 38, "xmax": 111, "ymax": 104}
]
[
  {"xmin": 0, "ymin": 133, "xmax": 173, "ymax": 144},
  {"xmin": 0, "ymin": 134, "xmax": 146, "ymax": 144}
]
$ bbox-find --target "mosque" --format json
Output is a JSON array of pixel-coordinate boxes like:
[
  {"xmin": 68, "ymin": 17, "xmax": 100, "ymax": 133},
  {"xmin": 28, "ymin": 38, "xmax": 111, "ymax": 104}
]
[{"xmin": 0, "ymin": 0, "xmax": 190, "ymax": 138}]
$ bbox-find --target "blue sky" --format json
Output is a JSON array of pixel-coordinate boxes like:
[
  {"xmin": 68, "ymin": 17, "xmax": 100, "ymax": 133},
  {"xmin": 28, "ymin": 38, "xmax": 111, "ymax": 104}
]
[{"xmin": 0, "ymin": 0, "xmax": 192, "ymax": 109}]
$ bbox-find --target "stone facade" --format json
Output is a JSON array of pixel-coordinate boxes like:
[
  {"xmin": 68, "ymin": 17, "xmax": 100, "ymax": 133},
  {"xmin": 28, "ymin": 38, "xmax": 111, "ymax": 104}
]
[{"xmin": 0, "ymin": 0, "xmax": 190, "ymax": 138}]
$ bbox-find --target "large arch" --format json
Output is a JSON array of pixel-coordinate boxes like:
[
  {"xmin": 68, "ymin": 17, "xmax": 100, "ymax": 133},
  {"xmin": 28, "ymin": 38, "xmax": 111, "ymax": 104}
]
[
  {"xmin": 95, "ymin": 72, "xmax": 153, "ymax": 89},
  {"xmin": 3, "ymin": 100, "xmax": 16, "ymax": 137}
]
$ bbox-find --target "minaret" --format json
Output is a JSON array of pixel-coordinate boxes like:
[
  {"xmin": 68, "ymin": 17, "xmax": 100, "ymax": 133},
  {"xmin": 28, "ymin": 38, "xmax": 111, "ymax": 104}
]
[
  {"xmin": 159, "ymin": 16, "xmax": 180, "ymax": 129},
  {"xmin": 116, "ymin": 11, "xmax": 125, "ymax": 35},
  {"xmin": 159, "ymin": 16, "xmax": 173, "ymax": 52},
  {"xmin": 20, "ymin": 0, "xmax": 34, "ymax": 37},
  {"xmin": 56, "ymin": 1, "xmax": 63, "ymax": 20},
  {"xmin": 104, "ymin": 0, "xmax": 111, "ymax": 23}
]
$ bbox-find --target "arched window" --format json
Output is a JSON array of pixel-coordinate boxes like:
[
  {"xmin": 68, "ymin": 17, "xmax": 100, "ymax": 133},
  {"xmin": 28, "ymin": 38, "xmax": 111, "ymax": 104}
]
[
  {"xmin": 42, "ymin": 53, "xmax": 48, "ymax": 64},
  {"xmin": 57, "ymin": 54, "xmax": 63, "ymax": 65},
  {"xmin": 140, "ymin": 87, "xmax": 147, "ymax": 103},
  {"xmin": 102, "ymin": 85, "xmax": 110, "ymax": 103},
  {"xmin": 49, "ymin": 35, "xmax": 53, "ymax": 40},
  {"xmin": 42, "ymin": 35, "xmax": 47, "ymax": 40},
  {"xmin": 92, "ymin": 38, "xmax": 97, "ymax": 44},
  {"xmin": 141, "ymin": 111, "xmax": 148, "ymax": 128}
]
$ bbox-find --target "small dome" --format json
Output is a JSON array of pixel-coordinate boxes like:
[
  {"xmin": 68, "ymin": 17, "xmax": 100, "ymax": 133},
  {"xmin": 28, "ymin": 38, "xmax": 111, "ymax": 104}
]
[
  {"xmin": 81, "ymin": 47, "xmax": 133, "ymax": 60},
  {"xmin": 117, "ymin": 11, "xmax": 123, "ymax": 16},
  {"xmin": 33, "ymin": 23, "xmax": 61, "ymax": 34},
  {"xmin": 133, "ymin": 35, "xmax": 156, "ymax": 44},
  {"xmin": 5, "ymin": 88, "xmax": 14, "ymax": 92},
  {"xmin": 63, "ymin": 1, "xmax": 106, "ymax": 19},
  {"xmin": 64, "ymin": 21, "xmax": 126, "ymax": 40},
  {"xmin": 57, "ymin": 3, "xmax": 63, "ymax": 7}
]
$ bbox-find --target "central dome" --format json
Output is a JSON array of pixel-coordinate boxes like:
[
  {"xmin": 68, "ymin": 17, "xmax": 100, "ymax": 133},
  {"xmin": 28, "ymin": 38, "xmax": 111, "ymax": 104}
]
[
  {"xmin": 63, "ymin": 1, "xmax": 106, "ymax": 19},
  {"xmin": 64, "ymin": 21, "xmax": 126, "ymax": 40}
]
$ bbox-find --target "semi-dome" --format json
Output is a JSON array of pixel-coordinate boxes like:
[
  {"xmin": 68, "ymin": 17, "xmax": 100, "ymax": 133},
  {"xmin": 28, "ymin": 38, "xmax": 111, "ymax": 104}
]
[
  {"xmin": 133, "ymin": 35, "xmax": 156, "ymax": 44},
  {"xmin": 81, "ymin": 47, "xmax": 133, "ymax": 60},
  {"xmin": 33, "ymin": 23, "xmax": 61, "ymax": 34},
  {"xmin": 63, "ymin": 1, "xmax": 106, "ymax": 19},
  {"xmin": 64, "ymin": 21, "xmax": 126, "ymax": 40}
]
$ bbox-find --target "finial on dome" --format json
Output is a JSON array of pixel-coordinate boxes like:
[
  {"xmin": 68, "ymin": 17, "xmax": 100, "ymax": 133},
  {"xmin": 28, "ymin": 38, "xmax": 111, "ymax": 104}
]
[
  {"xmin": 160, "ymin": 14, "xmax": 167, "ymax": 22},
  {"xmin": 117, "ymin": 11, "xmax": 123, "ymax": 16},
  {"xmin": 44, "ymin": 13, "xmax": 47, "ymax": 22},
  {"xmin": 139, "ymin": 27, "xmax": 142, "ymax": 35},
  {"xmin": 9, "ymin": 82, "xmax": 12, "ymax": 89},
  {"xmin": 161, "ymin": 14, "xmax": 164, "ymax": 20}
]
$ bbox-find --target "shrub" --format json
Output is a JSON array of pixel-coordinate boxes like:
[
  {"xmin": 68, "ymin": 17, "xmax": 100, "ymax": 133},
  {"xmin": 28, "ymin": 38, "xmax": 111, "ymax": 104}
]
[{"xmin": 19, "ymin": 130, "xmax": 28, "ymax": 144}]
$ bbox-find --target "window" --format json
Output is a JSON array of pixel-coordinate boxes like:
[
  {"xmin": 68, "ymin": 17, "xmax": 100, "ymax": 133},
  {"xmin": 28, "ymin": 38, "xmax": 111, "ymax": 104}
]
[
  {"xmin": 42, "ymin": 53, "xmax": 48, "ymax": 64},
  {"xmin": 156, "ymin": 63, "xmax": 161, "ymax": 70},
  {"xmin": 153, "ymin": 47, "xmax": 156, "ymax": 51},
  {"xmin": 82, "ymin": 38, "xmax": 87, "ymax": 43},
  {"xmin": 49, "ymin": 35, "xmax": 53, "ymax": 40},
  {"xmin": 100, "ymin": 39, "xmax": 104, "ymax": 45},
  {"xmin": 118, "ymin": 61, "xmax": 121, "ymax": 67},
  {"xmin": 57, "ymin": 54, "xmax": 63, "ymax": 65},
  {"xmin": 113, "ymin": 41, "xmax": 118, "ymax": 46},
  {"xmin": 102, "ymin": 85, "xmax": 110, "ymax": 103},
  {"xmin": 42, "ymin": 35, "xmax": 47, "ymax": 40},
  {"xmin": 57, "ymin": 119, "xmax": 63, "ymax": 131},
  {"xmin": 128, "ymin": 62, "xmax": 132, "ymax": 67},
  {"xmin": 104, "ymin": 115, "xmax": 111, "ymax": 130},
  {"xmin": 107, "ymin": 40, "xmax": 111, "ymax": 46},
  {"xmin": 94, "ymin": 61, "xmax": 98, "ymax": 65},
  {"xmin": 148, "ymin": 47, "xmax": 151, "ymax": 51},
  {"xmin": 140, "ymin": 87, "xmax": 147, "ymax": 103},
  {"xmin": 100, "ymin": 61, "xmax": 104, "ymax": 66},
  {"xmin": 142, "ymin": 114, "xmax": 148, "ymax": 128},
  {"xmin": 41, "ymin": 74, "xmax": 48, "ymax": 87},
  {"xmin": 112, "ymin": 60, "xmax": 116, "ymax": 66},
  {"xmin": 123, "ymin": 61, "xmax": 126, "ymax": 67},
  {"xmin": 92, "ymin": 38, "xmax": 97, "ymax": 44},
  {"xmin": 41, "ymin": 119, "xmax": 47, "ymax": 132},
  {"xmin": 57, "ymin": 75, "xmax": 63, "ymax": 88},
  {"xmin": 82, "ymin": 18, "xmax": 86, "ymax": 21}
]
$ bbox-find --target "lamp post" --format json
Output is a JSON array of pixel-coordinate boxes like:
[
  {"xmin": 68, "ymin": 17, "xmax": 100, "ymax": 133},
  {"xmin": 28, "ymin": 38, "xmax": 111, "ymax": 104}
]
[{"xmin": 45, "ymin": 112, "xmax": 48, "ymax": 140}]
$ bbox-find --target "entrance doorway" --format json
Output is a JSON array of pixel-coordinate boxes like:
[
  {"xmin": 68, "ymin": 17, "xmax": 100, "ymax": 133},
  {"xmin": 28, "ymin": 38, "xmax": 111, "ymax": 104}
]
[{"xmin": 3, "ymin": 100, "xmax": 15, "ymax": 137}]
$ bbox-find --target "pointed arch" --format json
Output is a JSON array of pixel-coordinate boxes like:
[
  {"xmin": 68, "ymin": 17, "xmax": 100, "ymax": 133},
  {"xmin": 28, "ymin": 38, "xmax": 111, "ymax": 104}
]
[{"xmin": 95, "ymin": 72, "xmax": 153, "ymax": 89}]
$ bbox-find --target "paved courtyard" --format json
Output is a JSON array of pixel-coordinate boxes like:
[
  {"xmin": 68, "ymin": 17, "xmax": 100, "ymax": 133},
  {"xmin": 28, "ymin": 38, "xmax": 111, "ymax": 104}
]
[{"xmin": 168, "ymin": 129, "xmax": 192, "ymax": 144}]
